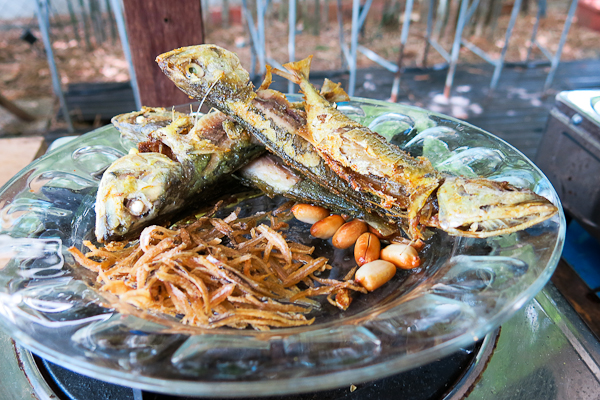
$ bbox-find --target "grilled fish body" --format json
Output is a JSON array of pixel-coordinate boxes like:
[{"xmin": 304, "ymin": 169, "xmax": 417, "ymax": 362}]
[
  {"xmin": 96, "ymin": 111, "xmax": 263, "ymax": 242},
  {"xmin": 156, "ymin": 44, "xmax": 558, "ymax": 238},
  {"xmin": 111, "ymin": 107, "xmax": 395, "ymax": 236},
  {"xmin": 156, "ymin": 46, "xmax": 405, "ymax": 222},
  {"xmin": 273, "ymin": 56, "xmax": 558, "ymax": 238}
]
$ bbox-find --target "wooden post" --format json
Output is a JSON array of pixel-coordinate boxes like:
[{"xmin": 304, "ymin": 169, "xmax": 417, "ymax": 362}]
[{"xmin": 121, "ymin": 0, "xmax": 205, "ymax": 107}]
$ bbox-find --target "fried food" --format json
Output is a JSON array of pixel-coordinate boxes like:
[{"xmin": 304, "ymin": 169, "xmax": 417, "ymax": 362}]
[
  {"xmin": 156, "ymin": 44, "xmax": 557, "ymax": 239},
  {"xmin": 111, "ymin": 107, "xmax": 396, "ymax": 236},
  {"xmin": 73, "ymin": 202, "xmax": 366, "ymax": 330},
  {"xmin": 96, "ymin": 111, "xmax": 263, "ymax": 242},
  {"xmin": 156, "ymin": 46, "xmax": 406, "ymax": 224}
]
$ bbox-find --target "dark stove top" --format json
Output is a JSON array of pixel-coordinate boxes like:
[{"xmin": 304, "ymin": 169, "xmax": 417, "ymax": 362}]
[{"xmin": 37, "ymin": 339, "xmax": 482, "ymax": 400}]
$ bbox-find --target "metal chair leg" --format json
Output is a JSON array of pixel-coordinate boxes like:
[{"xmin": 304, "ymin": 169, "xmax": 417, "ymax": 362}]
[
  {"xmin": 348, "ymin": 0, "xmax": 360, "ymax": 97},
  {"xmin": 288, "ymin": 0, "xmax": 297, "ymax": 94},
  {"xmin": 256, "ymin": 0, "xmax": 267, "ymax": 74},
  {"xmin": 421, "ymin": 0, "xmax": 436, "ymax": 68},
  {"xmin": 543, "ymin": 0, "xmax": 579, "ymax": 92},
  {"xmin": 443, "ymin": 0, "xmax": 469, "ymax": 98},
  {"xmin": 336, "ymin": 0, "xmax": 347, "ymax": 69},
  {"xmin": 241, "ymin": 0, "xmax": 259, "ymax": 77},
  {"xmin": 525, "ymin": 0, "xmax": 546, "ymax": 62},
  {"xmin": 489, "ymin": 0, "xmax": 522, "ymax": 91},
  {"xmin": 390, "ymin": 0, "xmax": 415, "ymax": 102},
  {"xmin": 433, "ymin": 0, "xmax": 449, "ymax": 41},
  {"xmin": 34, "ymin": 0, "xmax": 74, "ymax": 132}
]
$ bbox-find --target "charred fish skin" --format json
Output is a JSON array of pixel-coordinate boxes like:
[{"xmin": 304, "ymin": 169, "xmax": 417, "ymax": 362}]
[
  {"xmin": 156, "ymin": 45, "xmax": 404, "ymax": 221},
  {"xmin": 96, "ymin": 111, "xmax": 263, "ymax": 242},
  {"xmin": 239, "ymin": 155, "xmax": 396, "ymax": 236}
]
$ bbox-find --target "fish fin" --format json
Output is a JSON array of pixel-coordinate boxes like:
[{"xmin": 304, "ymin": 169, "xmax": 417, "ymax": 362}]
[
  {"xmin": 294, "ymin": 126, "xmax": 314, "ymax": 143},
  {"xmin": 271, "ymin": 67, "xmax": 298, "ymax": 84},
  {"xmin": 320, "ymin": 79, "xmax": 350, "ymax": 103},
  {"xmin": 259, "ymin": 65, "xmax": 274, "ymax": 90},
  {"xmin": 272, "ymin": 56, "xmax": 313, "ymax": 84}
]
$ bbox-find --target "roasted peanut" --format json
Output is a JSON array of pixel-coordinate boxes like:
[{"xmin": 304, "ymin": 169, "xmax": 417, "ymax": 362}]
[
  {"xmin": 332, "ymin": 219, "xmax": 368, "ymax": 249},
  {"xmin": 380, "ymin": 243, "xmax": 420, "ymax": 269},
  {"xmin": 354, "ymin": 232, "xmax": 380, "ymax": 266},
  {"xmin": 355, "ymin": 260, "xmax": 396, "ymax": 291},
  {"xmin": 310, "ymin": 215, "xmax": 345, "ymax": 239},
  {"xmin": 291, "ymin": 203, "xmax": 330, "ymax": 224}
]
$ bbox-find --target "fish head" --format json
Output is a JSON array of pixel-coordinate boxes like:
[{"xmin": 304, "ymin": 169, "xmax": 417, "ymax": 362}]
[
  {"xmin": 111, "ymin": 107, "xmax": 179, "ymax": 143},
  {"xmin": 112, "ymin": 106, "xmax": 170, "ymax": 127},
  {"xmin": 156, "ymin": 45, "xmax": 254, "ymax": 103},
  {"xmin": 436, "ymin": 176, "xmax": 558, "ymax": 238},
  {"xmin": 95, "ymin": 152, "xmax": 185, "ymax": 242}
]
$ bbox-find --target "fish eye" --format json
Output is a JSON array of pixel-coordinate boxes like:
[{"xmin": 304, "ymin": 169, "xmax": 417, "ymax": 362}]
[
  {"xmin": 125, "ymin": 198, "xmax": 148, "ymax": 216},
  {"xmin": 186, "ymin": 63, "xmax": 204, "ymax": 79}
]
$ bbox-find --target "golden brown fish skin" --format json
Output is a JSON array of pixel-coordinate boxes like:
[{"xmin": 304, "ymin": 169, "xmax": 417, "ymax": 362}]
[
  {"xmin": 112, "ymin": 106, "xmax": 188, "ymax": 143},
  {"xmin": 96, "ymin": 110, "xmax": 263, "ymax": 242},
  {"xmin": 157, "ymin": 45, "xmax": 559, "ymax": 239},
  {"xmin": 156, "ymin": 45, "xmax": 406, "ymax": 222},
  {"xmin": 274, "ymin": 56, "xmax": 443, "ymax": 237},
  {"xmin": 436, "ymin": 177, "xmax": 558, "ymax": 237}
]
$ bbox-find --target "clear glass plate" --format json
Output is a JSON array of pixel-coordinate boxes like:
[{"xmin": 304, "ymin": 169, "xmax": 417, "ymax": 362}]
[{"xmin": 0, "ymin": 96, "xmax": 565, "ymax": 397}]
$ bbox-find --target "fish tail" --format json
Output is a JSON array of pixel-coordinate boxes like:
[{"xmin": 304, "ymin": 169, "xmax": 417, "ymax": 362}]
[
  {"xmin": 258, "ymin": 65, "xmax": 274, "ymax": 91},
  {"xmin": 272, "ymin": 56, "xmax": 313, "ymax": 85}
]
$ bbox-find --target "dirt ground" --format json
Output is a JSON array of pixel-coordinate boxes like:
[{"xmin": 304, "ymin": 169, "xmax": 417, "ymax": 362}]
[{"xmin": 0, "ymin": 0, "xmax": 599, "ymax": 134}]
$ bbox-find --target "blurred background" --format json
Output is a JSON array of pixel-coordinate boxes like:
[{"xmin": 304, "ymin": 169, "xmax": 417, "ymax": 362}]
[{"xmin": 1, "ymin": 0, "xmax": 599, "ymax": 147}]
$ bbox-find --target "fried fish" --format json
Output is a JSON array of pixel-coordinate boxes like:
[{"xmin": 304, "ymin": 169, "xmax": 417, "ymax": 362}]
[{"xmin": 156, "ymin": 44, "xmax": 558, "ymax": 238}]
